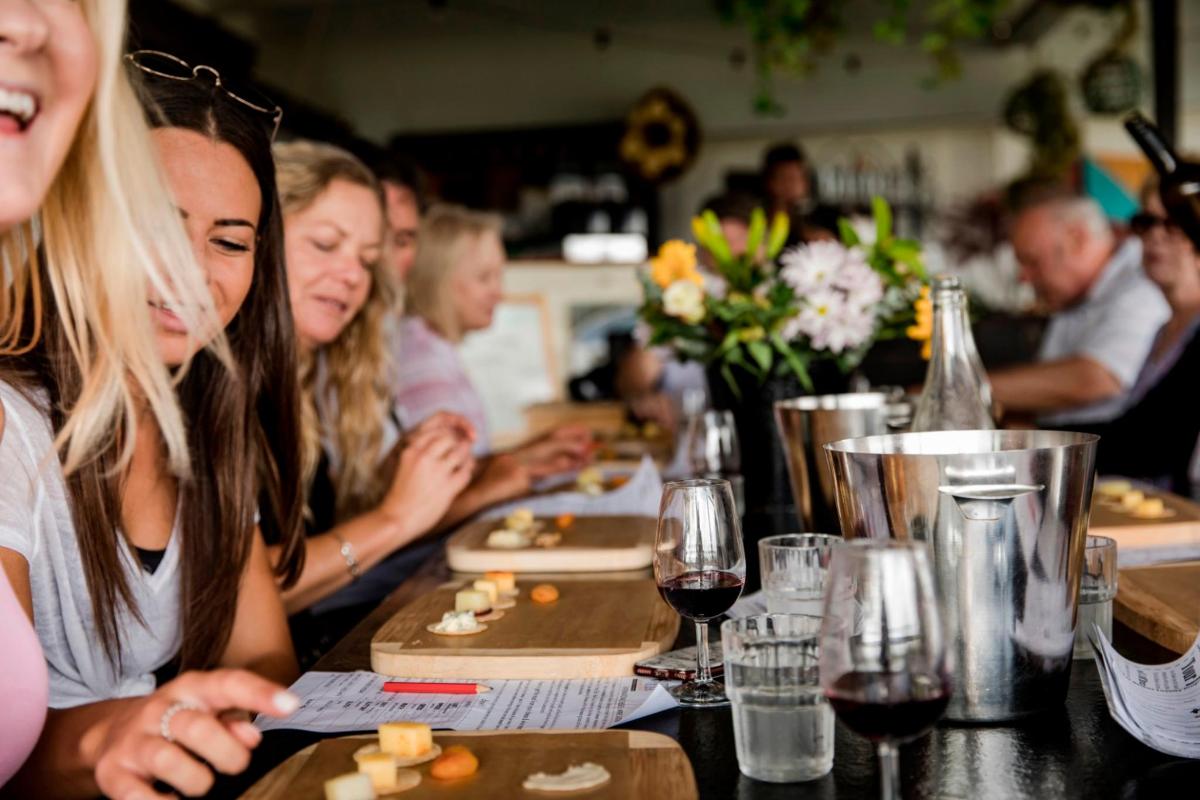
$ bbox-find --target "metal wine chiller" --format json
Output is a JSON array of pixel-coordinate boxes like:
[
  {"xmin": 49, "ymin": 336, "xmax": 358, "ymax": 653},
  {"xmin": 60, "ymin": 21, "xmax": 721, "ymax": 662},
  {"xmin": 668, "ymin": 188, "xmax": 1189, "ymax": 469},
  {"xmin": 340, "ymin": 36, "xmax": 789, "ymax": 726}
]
[{"xmin": 824, "ymin": 430, "xmax": 1098, "ymax": 722}]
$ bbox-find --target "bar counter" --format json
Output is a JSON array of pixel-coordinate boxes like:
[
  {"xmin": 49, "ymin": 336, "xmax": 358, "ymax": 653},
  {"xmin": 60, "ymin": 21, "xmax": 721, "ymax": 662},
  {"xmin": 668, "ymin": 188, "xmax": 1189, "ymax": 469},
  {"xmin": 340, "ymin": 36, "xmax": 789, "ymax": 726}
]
[{"xmin": 214, "ymin": 553, "xmax": 1200, "ymax": 799}]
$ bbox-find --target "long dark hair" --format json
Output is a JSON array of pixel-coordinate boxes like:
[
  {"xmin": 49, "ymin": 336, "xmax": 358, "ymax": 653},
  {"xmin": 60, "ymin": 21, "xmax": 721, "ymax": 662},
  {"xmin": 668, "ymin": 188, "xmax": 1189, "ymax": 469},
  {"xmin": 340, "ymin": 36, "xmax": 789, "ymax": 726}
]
[{"xmin": 8, "ymin": 73, "xmax": 305, "ymax": 670}]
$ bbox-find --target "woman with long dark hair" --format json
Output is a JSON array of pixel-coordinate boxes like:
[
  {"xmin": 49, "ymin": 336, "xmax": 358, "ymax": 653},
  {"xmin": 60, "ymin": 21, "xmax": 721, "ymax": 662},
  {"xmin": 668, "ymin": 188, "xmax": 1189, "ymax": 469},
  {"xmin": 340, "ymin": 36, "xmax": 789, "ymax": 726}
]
[{"xmin": 1, "ymin": 56, "xmax": 305, "ymax": 798}]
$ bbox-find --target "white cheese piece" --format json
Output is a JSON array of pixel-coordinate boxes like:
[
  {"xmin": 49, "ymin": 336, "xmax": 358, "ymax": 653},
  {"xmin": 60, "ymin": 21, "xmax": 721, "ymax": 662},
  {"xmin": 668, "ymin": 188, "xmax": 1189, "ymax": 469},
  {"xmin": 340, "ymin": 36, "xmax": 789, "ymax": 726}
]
[{"xmin": 522, "ymin": 762, "xmax": 612, "ymax": 792}]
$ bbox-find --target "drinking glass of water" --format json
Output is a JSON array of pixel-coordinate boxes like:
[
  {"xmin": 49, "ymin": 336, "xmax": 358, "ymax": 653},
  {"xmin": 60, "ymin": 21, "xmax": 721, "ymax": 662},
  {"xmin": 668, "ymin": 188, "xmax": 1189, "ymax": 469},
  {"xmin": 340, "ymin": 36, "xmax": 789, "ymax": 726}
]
[
  {"xmin": 759, "ymin": 534, "xmax": 839, "ymax": 616},
  {"xmin": 722, "ymin": 613, "xmax": 834, "ymax": 783},
  {"xmin": 1074, "ymin": 535, "xmax": 1117, "ymax": 660}
]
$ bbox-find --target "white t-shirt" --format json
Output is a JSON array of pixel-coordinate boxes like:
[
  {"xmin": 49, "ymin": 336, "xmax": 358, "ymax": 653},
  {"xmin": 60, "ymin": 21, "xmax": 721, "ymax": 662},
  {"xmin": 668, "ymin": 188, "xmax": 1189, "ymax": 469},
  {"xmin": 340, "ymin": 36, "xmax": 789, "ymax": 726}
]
[
  {"xmin": 0, "ymin": 381, "xmax": 182, "ymax": 709},
  {"xmin": 1038, "ymin": 238, "xmax": 1171, "ymax": 426}
]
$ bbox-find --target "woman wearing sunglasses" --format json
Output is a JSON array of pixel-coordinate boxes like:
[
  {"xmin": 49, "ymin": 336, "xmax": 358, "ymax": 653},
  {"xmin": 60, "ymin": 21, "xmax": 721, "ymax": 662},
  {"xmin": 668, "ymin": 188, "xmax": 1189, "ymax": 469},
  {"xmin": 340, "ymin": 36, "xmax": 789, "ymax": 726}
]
[
  {"xmin": 1072, "ymin": 178, "xmax": 1200, "ymax": 493},
  {"xmin": 1, "ymin": 51, "xmax": 306, "ymax": 798}
]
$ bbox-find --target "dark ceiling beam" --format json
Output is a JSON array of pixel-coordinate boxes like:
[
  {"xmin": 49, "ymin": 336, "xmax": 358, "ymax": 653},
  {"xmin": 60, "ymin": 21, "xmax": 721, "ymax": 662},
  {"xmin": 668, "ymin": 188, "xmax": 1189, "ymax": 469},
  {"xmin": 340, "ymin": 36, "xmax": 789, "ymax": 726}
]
[{"xmin": 1151, "ymin": 0, "xmax": 1179, "ymax": 144}]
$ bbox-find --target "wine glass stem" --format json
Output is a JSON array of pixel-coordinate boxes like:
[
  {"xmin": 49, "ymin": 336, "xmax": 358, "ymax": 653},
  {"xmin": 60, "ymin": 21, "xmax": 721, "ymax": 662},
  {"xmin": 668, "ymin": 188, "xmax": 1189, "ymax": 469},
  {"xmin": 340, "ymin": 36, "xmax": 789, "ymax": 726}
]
[
  {"xmin": 694, "ymin": 621, "xmax": 712, "ymax": 684},
  {"xmin": 877, "ymin": 741, "xmax": 900, "ymax": 800}
]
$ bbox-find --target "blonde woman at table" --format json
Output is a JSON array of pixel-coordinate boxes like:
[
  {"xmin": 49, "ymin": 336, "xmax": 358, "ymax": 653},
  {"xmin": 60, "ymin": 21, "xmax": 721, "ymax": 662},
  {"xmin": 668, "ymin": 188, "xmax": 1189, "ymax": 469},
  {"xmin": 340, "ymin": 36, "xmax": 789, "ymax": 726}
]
[
  {"xmin": 0, "ymin": 53, "xmax": 306, "ymax": 797},
  {"xmin": 398, "ymin": 203, "xmax": 594, "ymax": 474}
]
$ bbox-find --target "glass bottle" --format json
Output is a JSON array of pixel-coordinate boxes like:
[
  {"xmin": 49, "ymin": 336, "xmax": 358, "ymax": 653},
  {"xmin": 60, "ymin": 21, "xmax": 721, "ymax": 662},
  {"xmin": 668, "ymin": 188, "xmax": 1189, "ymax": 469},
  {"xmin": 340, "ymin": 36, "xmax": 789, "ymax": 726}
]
[
  {"xmin": 910, "ymin": 275, "xmax": 994, "ymax": 432},
  {"xmin": 1125, "ymin": 112, "xmax": 1200, "ymax": 249}
]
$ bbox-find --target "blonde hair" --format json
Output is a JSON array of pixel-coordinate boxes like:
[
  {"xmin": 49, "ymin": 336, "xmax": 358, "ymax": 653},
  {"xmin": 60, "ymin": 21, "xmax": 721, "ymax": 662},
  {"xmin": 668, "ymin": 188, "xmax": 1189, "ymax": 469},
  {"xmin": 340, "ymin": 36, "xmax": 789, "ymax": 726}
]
[
  {"xmin": 274, "ymin": 140, "xmax": 397, "ymax": 516},
  {"xmin": 0, "ymin": 0, "xmax": 220, "ymax": 477},
  {"xmin": 405, "ymin": 204, "xmax": 502, "ymax": 342}
]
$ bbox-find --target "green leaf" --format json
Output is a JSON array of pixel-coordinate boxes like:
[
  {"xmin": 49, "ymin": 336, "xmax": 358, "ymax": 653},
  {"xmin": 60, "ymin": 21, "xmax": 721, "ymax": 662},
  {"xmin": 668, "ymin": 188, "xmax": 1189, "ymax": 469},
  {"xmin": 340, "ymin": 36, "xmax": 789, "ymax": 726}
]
[
  {"xmin": 837, "ymin": 218, "xmax": 861, "ymax": 247},
  {"xmin": 720, "ymin": 362, "xmax": 742, "ymax": 400},
  {"xmin": 765, "ymin": 211, "xmax": 790, "ymax": 259},
  {"xmin": 872, "ymin": 196, "xmax": 893, "ymax": 243},
  {"xmin": 748, "ymin": 339, "xmax": 773, "ymax": 372},
  {"xmin": 701, "ymin": 210, "xmax": 734, "ymax": 267},
  {"xmin": 771, "ymin": 333, "xmax": 813, "ymax": 393},
  {"xmin": 745, "ymin": 208, "xmax": 767, "ymax": 261}
]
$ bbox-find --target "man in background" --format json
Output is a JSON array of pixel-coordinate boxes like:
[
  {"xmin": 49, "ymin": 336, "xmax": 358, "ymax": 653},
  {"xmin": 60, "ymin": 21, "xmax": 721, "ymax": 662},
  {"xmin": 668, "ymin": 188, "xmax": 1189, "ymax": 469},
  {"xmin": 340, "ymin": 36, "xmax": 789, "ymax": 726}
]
[
  {"xmin": 376, "ymin": 155, "xmax": 425, "ymax": 281},
  {"xmin": 989, "ymin": 193, "xmax": 1169, "ymax": 426},
  {"xmin": 760, "ymin": 142, "xmax": 836, "ymax": 241}
]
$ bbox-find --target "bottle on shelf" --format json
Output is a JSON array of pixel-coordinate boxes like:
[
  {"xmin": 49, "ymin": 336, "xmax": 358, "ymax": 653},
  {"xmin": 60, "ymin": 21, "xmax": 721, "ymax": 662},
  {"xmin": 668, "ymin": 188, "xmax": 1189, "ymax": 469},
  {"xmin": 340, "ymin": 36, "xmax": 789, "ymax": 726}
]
[
  {"xmin": 1124, "ymin": 112, "xmax": 1200, "ymax": 249},
  {"xmin": 910, "ymin": 275, "xmax": 995, "ymax": 432}
]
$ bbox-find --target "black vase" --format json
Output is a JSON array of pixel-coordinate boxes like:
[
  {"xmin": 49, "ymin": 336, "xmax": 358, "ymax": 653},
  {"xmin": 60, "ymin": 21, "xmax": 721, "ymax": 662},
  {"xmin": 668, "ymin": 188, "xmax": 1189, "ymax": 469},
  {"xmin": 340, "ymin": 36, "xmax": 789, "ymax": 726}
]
[{"xmin": 706, "ymin": 361, "xmax": 850, "ymax": 544}]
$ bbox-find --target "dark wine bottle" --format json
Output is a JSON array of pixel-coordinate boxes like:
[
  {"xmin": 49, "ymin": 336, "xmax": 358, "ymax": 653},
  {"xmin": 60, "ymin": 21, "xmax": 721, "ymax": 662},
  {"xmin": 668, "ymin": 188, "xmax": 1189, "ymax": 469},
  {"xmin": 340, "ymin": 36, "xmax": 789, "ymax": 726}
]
[{"xmin": 1124, "ymin": 112, "xmax": 1200, "ymax": 249}]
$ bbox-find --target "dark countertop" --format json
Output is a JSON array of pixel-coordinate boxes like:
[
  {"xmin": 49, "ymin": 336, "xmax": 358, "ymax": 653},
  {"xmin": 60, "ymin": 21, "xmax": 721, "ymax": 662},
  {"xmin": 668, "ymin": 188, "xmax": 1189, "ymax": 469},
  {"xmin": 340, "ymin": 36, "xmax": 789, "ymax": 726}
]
[{"xmin": 213, "ymin": 553, "xmax": 1200, "ymax": 799}]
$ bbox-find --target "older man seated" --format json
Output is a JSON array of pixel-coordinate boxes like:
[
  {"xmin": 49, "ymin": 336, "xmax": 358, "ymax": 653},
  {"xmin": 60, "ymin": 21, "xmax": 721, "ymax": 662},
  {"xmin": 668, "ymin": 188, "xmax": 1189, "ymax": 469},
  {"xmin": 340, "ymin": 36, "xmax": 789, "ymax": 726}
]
[{"xmin": 989, "ymin": 194, "xmax": 1169, "ymax": 426}]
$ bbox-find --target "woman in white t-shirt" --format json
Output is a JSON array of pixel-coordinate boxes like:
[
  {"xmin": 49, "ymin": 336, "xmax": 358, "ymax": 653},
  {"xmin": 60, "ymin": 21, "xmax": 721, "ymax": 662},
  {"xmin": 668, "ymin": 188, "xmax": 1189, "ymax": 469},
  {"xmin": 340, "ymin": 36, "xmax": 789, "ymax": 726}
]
[{"xmin": 0, "ymin": 61, "xmax": 305, "ymax": 797}]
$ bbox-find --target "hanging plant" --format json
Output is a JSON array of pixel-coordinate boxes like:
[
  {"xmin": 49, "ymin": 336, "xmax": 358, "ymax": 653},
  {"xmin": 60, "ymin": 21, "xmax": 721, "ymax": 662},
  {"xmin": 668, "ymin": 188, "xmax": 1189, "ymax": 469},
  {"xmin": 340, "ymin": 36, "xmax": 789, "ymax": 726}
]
[
  {"xmin": 1080, "ymin": 1, "xmax": 1141, "ymax": 114},
  {"xmin": 1003, "ymin": 69, "xmax": 1081, "ymax": 180},
  {"xmin": 715, "ymin": 0, "xmax": 1009, "ymax": 115}
]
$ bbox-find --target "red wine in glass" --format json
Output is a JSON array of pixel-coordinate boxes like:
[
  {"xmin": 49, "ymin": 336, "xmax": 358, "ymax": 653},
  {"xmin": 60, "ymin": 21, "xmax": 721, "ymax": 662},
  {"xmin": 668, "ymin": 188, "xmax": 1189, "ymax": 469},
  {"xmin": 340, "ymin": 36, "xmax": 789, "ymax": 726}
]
[
  {"xmin": 657, "ymin": 570, "xmax": 744, "ymax": 621},
  {"xmin": 826, "ymin": 672, "xmax": 951, "ymax": 743}
]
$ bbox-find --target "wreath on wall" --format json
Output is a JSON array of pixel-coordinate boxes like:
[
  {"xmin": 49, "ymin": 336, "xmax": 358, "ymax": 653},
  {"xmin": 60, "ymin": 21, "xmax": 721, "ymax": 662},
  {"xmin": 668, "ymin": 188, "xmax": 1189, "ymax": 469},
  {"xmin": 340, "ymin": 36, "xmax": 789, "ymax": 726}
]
[{"xmin": 618, "ymin": 88, "xmax": 701, "ymax": 184}]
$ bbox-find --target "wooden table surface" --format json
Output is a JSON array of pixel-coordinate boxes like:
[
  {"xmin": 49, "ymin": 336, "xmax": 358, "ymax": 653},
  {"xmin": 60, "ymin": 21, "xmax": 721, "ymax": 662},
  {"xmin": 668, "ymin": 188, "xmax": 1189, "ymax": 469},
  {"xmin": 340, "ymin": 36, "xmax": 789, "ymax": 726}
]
[
  {"xmin": 202, "ymin": 548, "xmax": 1200, "ymax": 800},
  {"xmin": 1114, "ymin": 560, "xmax": 1200, "ymax": 656}
]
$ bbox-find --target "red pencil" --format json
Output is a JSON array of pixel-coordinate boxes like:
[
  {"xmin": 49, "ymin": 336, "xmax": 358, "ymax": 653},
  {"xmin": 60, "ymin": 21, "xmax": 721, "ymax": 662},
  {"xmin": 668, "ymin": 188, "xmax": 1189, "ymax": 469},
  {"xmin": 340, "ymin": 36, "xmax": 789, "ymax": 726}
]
[{"xmin": 382, "ymin": 681, "xmax": 492, "ymax": 695}]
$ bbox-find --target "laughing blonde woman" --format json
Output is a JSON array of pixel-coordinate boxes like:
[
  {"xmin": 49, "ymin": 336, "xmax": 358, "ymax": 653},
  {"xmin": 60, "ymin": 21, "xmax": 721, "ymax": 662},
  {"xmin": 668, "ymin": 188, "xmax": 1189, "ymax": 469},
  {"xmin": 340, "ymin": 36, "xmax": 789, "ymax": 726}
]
[{"xmin": 0, "ymin": 2, "xmax": 298, "ymax": 795}]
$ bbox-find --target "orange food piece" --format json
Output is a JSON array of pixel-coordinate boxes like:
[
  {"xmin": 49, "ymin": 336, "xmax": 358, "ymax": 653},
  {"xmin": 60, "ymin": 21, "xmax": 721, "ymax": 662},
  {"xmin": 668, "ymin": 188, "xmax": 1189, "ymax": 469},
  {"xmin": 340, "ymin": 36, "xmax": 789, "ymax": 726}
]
[
  {"xmin": 530, "ymin": 584, "xmax": 560, "ymax": 604},
  {"xmin": 608, "ymin": 474, "xmax": 631, "ymax": 489},
  {"xmin": 555, "ymin": 513, "xmax": 576, "ymax": 530},
  {"xmin": 430, "ymin": 745, "xmax": 479, "ymax": 780}
]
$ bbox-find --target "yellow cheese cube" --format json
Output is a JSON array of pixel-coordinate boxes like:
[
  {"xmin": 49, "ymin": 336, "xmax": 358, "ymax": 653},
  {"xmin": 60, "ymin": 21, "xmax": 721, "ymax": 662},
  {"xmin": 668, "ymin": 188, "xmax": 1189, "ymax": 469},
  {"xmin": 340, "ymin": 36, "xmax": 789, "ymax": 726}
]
[
  {"xmin": 1097, "ymin": 480, "xmax": 1132, "ymax": 498},
  {"xmin": 1120, "ymin": 490, "xmax": 1145, "ymax": 510},
  {"xmin": 325, "ymin": 772, "xmax": 376, "ymax": 800},
  {"xmin": 1136, "ymin": 497, "xmax": 1165, "ymax": 517},
  {"xmin": 378, "ymin": 721, "xmax": 433, "ymax": 758},
  {"xmin": 484, "ymin": 571, "xmax": 516, "ymax": 593},
  {"xmin": 356, "ymin": 752, "xmax": 398, "ymax": 792},
  {"xmin": 455, "ymin": 589, "xmax": 491, "ymax": 613},
  {"xmin": 472, "ymin": 579, "xmax": 499, "ymax": 605}
]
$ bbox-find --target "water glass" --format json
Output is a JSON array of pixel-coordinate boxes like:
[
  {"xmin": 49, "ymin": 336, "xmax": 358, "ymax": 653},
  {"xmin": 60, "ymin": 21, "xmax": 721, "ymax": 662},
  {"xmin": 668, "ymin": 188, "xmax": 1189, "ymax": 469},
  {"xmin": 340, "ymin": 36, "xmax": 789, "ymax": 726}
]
[
  {"xmin": 722, "ymin": 613, "xmax": 834, "ymax": 783},
  {"xmin": 1073, "ymin": 535, "xmax": 1118, "ymax": 659},
  {"xmin": 758, "ymin": 534, "xmax": 839, "ymax": 616}
]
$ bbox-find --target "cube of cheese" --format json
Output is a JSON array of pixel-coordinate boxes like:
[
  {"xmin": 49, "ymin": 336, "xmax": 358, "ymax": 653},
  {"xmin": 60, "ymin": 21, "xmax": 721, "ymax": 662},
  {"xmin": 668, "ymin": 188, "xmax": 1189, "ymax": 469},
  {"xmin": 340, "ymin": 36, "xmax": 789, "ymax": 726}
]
[
  {"xmin": 378, "ymin": 721, "xmax": 433, "ymax": 758},
  {"xmin": 455, "ymin": 589, "xmax": 491, "ymax": 613},
  {"xmin": 472, "ymin": 579, "xmax": 499, "ymax": 605},
  {"xmin": 325, "ymin": 772, "xmax": 376, "ymax": 800},
  {"xmin": 1136, "ymin": 497, "xmax": 1165, "ymax": 517},
  {"xmin": 484, "ymin": 571, "xmax": 516, "ymax": 594},
  {"xmin": 1120, "ymin": 490, "xmax": 1145, "ymax": 510},
  {"xmin": 356, "ymin": 752, "xmax": 398, "ymax": 792}
]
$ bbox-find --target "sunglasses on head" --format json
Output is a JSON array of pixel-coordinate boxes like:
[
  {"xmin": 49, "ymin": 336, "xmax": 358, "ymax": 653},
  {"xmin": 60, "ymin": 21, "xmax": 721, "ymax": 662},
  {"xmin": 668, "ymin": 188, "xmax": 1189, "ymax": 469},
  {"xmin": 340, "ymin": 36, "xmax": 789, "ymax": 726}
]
[
  {"xmin": 125, "ymin": 50, "xmax": 283, "ymax": 142},
  {"xmin": 1129, "ymin": 211, "xmax": 1179, "ymax": 236}
]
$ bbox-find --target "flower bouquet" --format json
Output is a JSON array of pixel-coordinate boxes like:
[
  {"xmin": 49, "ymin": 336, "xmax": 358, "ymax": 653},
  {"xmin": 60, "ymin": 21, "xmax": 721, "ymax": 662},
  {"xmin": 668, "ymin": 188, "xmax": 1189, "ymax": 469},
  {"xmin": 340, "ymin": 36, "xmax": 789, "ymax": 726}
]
[{"xmin": 638, "ymin": 197, "xmax": 929, "ymax": 394}]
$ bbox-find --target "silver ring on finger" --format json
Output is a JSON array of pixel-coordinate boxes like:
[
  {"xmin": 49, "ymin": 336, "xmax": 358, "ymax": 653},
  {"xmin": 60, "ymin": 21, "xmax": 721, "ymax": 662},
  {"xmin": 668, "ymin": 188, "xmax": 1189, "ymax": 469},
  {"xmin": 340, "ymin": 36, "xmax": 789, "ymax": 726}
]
[{"xmin": 159, "ymin": 700, "xmax": 202, "ymax": 743}]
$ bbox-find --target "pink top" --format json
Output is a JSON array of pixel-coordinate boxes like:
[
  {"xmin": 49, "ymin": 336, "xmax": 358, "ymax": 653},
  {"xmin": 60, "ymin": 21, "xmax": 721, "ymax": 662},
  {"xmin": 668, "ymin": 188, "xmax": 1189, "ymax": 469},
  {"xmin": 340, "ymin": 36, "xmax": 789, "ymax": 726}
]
[
  {"xmin": 0, "ymin": 568, "xmax": 47, "ymax": 785},
  {"xmin": 391, "ymin": 316, "xmax": 491, "ymax": 454}
]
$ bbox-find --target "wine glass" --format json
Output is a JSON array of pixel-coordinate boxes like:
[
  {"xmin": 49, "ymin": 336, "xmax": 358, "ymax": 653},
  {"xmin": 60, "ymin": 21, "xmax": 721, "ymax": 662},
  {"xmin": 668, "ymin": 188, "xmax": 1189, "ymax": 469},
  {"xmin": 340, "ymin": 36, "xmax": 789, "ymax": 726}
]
[
  {"xmin": 654, "ymin": 478, "xmax": 746, "ymax": 707},
  {"xmin": 684, "ymin": 410, "xmax": 743, "ymax": 516},
  {"xmin": 819, "ymin": 539, "xmax": 952, "ymax": 799}
]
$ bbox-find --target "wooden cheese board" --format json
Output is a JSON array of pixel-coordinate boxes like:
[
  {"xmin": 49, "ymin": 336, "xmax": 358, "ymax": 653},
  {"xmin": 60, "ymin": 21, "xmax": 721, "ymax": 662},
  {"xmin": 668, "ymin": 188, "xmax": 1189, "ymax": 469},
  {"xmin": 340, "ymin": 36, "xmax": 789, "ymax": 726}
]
[
  {"xmin": 1088, "ymin": 489, "xmax": 1200, "ymax": 559},
  {"xmin": 1114, "ymin": 560, "xmax": 1200, "ymax": 656},
  {"xmin": 370, "ymin": 577, "xmax": 679, "ymax": 679},
  {"xmin": 445, "ymin": 515, "xmax": 655, "ymax": 573},
  {"xmin": 241, "ymin": 729, "xmax": 698, "ymax": 800}
]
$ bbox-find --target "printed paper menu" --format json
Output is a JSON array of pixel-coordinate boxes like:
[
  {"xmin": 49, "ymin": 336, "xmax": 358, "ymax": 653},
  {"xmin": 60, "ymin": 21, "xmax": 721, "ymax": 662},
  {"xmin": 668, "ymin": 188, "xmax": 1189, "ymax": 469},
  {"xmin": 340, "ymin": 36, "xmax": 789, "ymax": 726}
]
[{"xmin": 255, "ymin": 671, "xmax": 677, "ymax": 734}]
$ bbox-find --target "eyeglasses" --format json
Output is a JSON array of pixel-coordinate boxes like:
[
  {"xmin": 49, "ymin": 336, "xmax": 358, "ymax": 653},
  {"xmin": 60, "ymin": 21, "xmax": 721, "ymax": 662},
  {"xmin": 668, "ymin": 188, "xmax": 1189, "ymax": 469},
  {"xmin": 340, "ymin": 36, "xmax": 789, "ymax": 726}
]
[
  {"xmin": 1130, "ymin": 211, "xmax": 1179, "ymax": 236},
  {"xmin": 125, "ymin": 50, "xmax": 283, "ymax": 142}
]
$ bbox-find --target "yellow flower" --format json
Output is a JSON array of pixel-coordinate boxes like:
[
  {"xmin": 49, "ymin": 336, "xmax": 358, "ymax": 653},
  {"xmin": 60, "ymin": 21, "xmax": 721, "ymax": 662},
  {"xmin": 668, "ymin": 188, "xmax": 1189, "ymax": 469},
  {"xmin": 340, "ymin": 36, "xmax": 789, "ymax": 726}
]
[
  {"xmin": 906, "ymin": 285, "xmax": 933, "ymax": 360},
  {"xmin": 651, "ymin": 240, "xmax": 701, "ymax": 289},
  {"xmin": 662, "ymin": 280, "xmax": 706, "ymax": 324}
]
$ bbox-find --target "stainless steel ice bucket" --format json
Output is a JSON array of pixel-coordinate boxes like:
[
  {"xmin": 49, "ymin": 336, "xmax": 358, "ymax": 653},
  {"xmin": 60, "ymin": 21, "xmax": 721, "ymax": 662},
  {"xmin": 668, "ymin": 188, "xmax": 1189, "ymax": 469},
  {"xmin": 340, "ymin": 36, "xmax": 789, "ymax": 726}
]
[
  {"xmin": 773, "ymin": 393, "xmax": 909, "ymax": 532},
  {"xmin": 824, "ymin": 430, "xmax": 1098, "ymax": 721}
]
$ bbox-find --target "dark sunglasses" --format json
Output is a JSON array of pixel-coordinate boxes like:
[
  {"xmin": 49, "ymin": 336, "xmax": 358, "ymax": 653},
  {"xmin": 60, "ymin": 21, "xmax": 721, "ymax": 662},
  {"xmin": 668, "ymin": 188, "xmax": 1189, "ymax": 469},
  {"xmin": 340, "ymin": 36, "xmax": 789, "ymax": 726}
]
[
  {"xmin": 125, "ymin": 50, "xmax": 283, "ymax": 142},
  {"xmin": 1130, "ymin": 211, "xmax": 1178, "ymax": 236}
]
